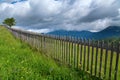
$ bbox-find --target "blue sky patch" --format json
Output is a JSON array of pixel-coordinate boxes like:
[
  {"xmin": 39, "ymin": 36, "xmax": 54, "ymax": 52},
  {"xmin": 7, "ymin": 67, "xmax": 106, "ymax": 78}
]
[{"xmin": 11, "ymin": 0, "xmax": 27, "ymax": 4}]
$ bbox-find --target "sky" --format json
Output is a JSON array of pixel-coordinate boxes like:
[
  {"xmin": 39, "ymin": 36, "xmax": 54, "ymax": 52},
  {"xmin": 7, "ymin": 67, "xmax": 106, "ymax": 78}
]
[{"xmin": 0, "ymin": 0, "xmax": 120, "ymax": 33}]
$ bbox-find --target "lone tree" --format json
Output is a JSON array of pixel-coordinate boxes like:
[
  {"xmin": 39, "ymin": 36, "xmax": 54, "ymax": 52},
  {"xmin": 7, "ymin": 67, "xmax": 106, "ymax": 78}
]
[{"xmin": 3, "ymin": 18, "xmax": 16, "ymax": 27}]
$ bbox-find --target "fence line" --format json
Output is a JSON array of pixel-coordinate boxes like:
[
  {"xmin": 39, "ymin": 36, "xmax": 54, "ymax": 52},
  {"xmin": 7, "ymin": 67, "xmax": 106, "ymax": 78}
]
[{"xmin": 6, "ymin": 27, "xmax": 120, "ymax": 80}]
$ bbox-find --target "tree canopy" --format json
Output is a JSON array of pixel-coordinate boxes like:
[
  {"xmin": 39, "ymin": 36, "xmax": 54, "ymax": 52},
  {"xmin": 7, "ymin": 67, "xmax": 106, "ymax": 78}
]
[{"xmin": 3, "ymin": 18, "xmax": 16, "ymax": 27}]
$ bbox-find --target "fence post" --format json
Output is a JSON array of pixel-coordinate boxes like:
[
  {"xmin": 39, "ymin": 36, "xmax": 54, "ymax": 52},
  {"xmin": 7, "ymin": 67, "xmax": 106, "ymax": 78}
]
[
  {"xmin": 87, "ymin": 39, "xmax": 90, "ymax": 71},
  {"xmin": 55, "ymin": 35, "xmax": 57, "ymax": 59},
  {"xmin": 71, "ymin": 37, "xmax": 74, "ymax": 67},
  {"xmin": 68, "ymin": 36, "xmax": 71, "ymax": 66},
  {"xmin": 99, "ymin": 40, "xmax": 104, "ymax": 78},
  {"xmin": 80, "ymin": 38, "xmax": 83, "ymax": 70},
  {"xmin": 114, "ymin": 42, "xmax": 120, "ymax": 80},
  {"xmin": 109, "ymin": 42, "xmax": 114, "ymax": 80},
  {"xmin": 66, "ymin": 36, "xmax": 68, "ymax": 64},
  {"xmin": 77, "ymin": 37, "xmax": 80, "ymax": 70},
  {"xmin": 63, "ymin": 36, "xmax": 66, "ymax": 63},
  {"xmin": 65, "ymin": 36, "xmax": 67, "ymax": 63},
  {"xmin": 95, "ymin": 40, "xmax": 99, "ymax": 76},
  {"xmin": 83, "ymin": 38, "xmax": 86, "ymax": 71},
  {"xmin": 62, "ymin": 36, "xmax": 64, "ymax": 62},
  {"xmin": 104, "ymin": 42, "xmax": 109, "ymax": 79},
  {"xmin": 56, "ymin": 35, "xmax": 58, "ymax": 60},
  {"xmin": 90, "ymin": 39, "xmax": 94, "ymax": 75},
  {"xmin": 60, "ymin": 36, "xmax": 62, "ymax": 61},
  {"xmin": 58, "ymin": 35, "xmax": 60, "ymax": 61},
  {"xmin": 73, "ymin": 37, "xmax": 76, "ymax": 68},
  {"xmin": 53, "ymin": 35, "xmax": 55, "ymax": 59}
]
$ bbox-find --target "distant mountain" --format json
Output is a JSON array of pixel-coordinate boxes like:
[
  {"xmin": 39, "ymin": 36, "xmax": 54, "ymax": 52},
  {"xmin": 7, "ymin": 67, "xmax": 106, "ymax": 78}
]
[
  {"xmin": 94, "ymin": 26, "xmax": 120, "ymax": 39},
  {"xmin": 48, "ymin": 30, "xmax": 93, "ymax": 38},
  {"xmin": 48, "ymin": 26, "xmax": 120, "ymax": 40}
]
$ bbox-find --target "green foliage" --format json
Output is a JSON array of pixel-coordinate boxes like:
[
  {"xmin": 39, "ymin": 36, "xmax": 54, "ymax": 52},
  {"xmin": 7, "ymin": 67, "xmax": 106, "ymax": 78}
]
[
  {"xmin": 104, "ymin": 37, "xmax": 120, "ymax": 43},
  {"xmin": 2, "ymin": 18, "xmax": 16, "ymax": 27}
]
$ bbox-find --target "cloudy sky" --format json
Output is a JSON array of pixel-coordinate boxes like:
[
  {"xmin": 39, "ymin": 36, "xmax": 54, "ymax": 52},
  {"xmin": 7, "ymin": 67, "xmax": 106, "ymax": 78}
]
[{"xmin": 0, "ymin": 0, "xmax": 120, "ymax": 33}]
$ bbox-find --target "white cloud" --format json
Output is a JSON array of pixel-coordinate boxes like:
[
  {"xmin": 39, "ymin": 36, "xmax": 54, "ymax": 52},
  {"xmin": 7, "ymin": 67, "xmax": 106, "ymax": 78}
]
[
  {"xmin": 29, "ymin": 0, "xmax": 62, "ymax": 17},
  {"xmin": 27, "ymin": 28, "xmax": 52, "ymax": 33},
  {"xmin": 118, "ymin": 8, "xmax": 120, "ymax": 14},
  {"xmin": 88, "ymin": 18, "xmax": 112, "ymax": 31},
  {"xmin": 61, "ymin": 18, "xmax": 112, "ymax": 31},
  {"xmin": 0, "ymin": 0, "xmax": 120, "ymax": 32},
  {"xmin": 63, "ymin": 0, "xmax": 93, "ymax": 19},
  {"xmin": 92, "ymin": 0, "xmax": 115, "ymax": 7},
  {"xmin": 0, "ymin": 1, "xmax": 30, "ymax": 20}
]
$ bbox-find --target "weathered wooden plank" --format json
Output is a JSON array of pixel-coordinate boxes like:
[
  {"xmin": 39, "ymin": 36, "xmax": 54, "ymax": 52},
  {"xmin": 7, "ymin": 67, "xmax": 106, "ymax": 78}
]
[
  {"xmin": 99, "ymin": 41, "xmax": 104, "ymax": 78},
  {"xmin": 104, "ymin": 42, "xmax": 109, "ymax": 78},
  {"xmin": 76, "ymin": 38, "xmax": 80, "ymax": 69},
  {"xmin": 90, "ymin": 40, "xmax": 94, "ymax": 75},
  {"xmin": 80, "ymin": 38, "xmax": 83, "ymax": 70},
  {"xmin": 114, "ymin": 42, "xmax": 120, "ymax": 80},
  {"xmin": 83, "ymin": 39, "xmax": 86, "ymax": 71},
  {"xmin": 95, "ymin": 41, "xmax": 99, "ymax": 76},
  {"xmin": 87, "ymin": 39, "xmax": 90, "ymax": 71},
  {"xmin": 109, "ymin": 42, "xmax": 114, "ymax": 80}
]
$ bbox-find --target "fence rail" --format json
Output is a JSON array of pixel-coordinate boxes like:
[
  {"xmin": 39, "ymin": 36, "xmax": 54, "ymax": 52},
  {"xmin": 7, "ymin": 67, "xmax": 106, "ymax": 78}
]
[{"xmin": 6, "ymin": 27, "xmax": 120, "ymax": 80}]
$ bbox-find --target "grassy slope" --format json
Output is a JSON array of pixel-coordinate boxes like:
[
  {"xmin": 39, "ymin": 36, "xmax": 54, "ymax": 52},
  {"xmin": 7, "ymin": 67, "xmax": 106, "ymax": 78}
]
[{"xmin": 0, "ymin": 26, "xmax": 84, "ymax": 80}]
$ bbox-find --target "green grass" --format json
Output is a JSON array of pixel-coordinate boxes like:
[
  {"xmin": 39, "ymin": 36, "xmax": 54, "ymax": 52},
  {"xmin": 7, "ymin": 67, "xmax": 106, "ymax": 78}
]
[{"xmin": 0, "ymin": 26, "xmax": 88, "ymax": 80}]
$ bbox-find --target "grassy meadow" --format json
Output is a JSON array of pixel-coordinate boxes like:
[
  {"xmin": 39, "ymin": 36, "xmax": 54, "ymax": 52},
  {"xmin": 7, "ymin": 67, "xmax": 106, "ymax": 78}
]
[{"xmin": 0, "ymin": 26, "xmax": 87, "ymax": 80}]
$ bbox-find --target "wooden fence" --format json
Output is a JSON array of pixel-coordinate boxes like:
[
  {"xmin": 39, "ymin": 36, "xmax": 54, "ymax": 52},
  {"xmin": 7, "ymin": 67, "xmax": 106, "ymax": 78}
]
[{"xmin": 7, "ymin": 27, "xmax": 120, "ymax": 80}]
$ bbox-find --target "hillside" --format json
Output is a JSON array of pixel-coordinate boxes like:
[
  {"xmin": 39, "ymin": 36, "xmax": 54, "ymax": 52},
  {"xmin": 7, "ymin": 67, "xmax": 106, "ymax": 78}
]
[
  {"xmin": 48, "ymin": 26, "xmax": 120, "ymax": 40},
  {"xmin": 0, "ymin": 26, "xmax": 83, "ymax": 80},
  {"xmin": 94, "ymin": 26, "xmax": 120, "ymax": 39}
]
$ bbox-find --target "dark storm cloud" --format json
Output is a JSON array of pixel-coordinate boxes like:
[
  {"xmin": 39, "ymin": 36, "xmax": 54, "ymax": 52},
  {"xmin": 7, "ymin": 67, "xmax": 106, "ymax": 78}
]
[
  {"xmin": 79, "ymin": 2, "xmax": 119, "ymax": 23},
  {"xmin": 0, "ymin": 0, "xmax": 120, "ymax": 33}
]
